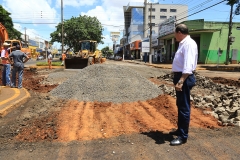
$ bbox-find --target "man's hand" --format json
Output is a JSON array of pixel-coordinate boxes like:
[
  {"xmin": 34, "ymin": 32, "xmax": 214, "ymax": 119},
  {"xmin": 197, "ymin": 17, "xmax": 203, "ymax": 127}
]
[{"xmin": 175, "ymin": 83, "xmax": 183, "ymax": 91}]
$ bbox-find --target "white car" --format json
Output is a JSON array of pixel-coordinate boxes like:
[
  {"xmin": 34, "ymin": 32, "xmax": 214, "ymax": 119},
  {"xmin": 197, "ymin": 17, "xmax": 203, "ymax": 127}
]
[
  {"xmin": 37, "ymin": 55, "xmax": 44, "ymax": 60},
  {"xmin": 114, "ymin": 56, "xmax": 122, "ymax": 61}
]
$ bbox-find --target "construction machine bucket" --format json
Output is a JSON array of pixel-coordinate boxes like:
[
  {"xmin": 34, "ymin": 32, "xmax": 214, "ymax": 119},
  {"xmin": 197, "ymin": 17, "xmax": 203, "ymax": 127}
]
[{"xmin": 65, "ymin": 57, "xmax": 89, "ymax": 69}]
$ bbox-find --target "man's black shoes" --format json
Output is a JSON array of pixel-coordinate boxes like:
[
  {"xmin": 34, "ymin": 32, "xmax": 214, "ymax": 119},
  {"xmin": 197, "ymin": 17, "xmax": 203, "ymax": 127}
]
[
  {"xmin": 170, "ymin": 137, "xmax": 187, "ymax": 146},
  {"xmin": 169, "ymin": 130, "xmax": 179, "ymax": 136}
]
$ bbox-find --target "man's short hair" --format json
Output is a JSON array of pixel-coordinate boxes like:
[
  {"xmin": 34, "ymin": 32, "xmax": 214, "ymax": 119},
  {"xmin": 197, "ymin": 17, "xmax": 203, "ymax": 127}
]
[
  {"xmin": 16, "ymin": 45, "xmax": 20, "ymax": 50},
  {"xmin": 175, "ymin": 24, "xmax": 189, "ymax": 35}
]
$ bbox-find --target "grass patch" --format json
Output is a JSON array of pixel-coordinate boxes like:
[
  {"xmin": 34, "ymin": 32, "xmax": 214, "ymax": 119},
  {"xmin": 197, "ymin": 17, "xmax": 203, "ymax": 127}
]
[{"xmin": 36, "ymin": 61, "xmax": 62, "ymax": 66}]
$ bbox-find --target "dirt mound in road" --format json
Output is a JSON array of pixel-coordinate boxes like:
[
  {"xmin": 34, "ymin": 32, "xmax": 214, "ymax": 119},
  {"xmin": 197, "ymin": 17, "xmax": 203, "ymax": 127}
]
[
  {"xmin": 23, "ymin": 69, "xmax": 58, "ymax": 93},
  {"xmin": 15, "ymin": 95, "xmax": 220, "ymax": 142},
  {"xmin": 13, "ymin": 68, "xmax": 221, "ymax": 142}
]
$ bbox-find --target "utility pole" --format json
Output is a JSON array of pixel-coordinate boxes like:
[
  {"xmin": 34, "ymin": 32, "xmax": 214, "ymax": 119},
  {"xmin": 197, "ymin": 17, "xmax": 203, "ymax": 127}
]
[
  {"xmin": 61, "ymin": 0, "xmax": 64, "ymax": 54},
  {"xmin": 149, "ymin": 3, "xmax": 153, "ymax": 64},
  {"xmin": 144, "ymin": 0, "xmax": 148, "ymax": 38},
  {"xmin": 225, "ymin": 3, "xmax": 234, "ymax": 65},
  {"xmin": 120, "ymin": 29, "xmax": 125, "ymax": 61}
]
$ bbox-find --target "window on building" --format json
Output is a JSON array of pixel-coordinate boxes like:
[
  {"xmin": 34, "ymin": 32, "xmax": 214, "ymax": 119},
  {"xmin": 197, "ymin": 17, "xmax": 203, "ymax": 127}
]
[
  {"xmin": 170, "ymin": 9, "xmax": 177, "ymax": 12},
  {"xmin": 148, "ymin": 15, "xmax": 155, "ymax": 19},
  {"xmin": 148, "ymin": 23, "xmax": 155, "ymax": 27},
  {"xmin": 160, "ymin": 16, "xmax": 167, "ymax": 19},
  {"xmin": 160, "ymin": 8, "xmax": 167, "ymax": 12},
  {"xmin": 149, "ymin": 8, "xmax": 155, "ymax": 12}
]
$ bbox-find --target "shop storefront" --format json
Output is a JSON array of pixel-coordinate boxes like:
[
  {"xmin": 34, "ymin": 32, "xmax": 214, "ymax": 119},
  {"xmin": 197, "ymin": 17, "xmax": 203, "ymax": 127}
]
[{"xmin": 159, "ymin": 19, "xmax": 240, "ymax": 64}]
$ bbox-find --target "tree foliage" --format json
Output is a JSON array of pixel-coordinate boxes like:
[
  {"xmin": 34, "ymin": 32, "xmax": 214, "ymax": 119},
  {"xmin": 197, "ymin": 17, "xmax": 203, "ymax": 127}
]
[
  {"xmin": 101, "ymin": 46, "xmax": 113, "ymax": 57},
  {"xmin": 0, "ymin": 5, "xmax": 22, "ymax": 40},
  {"xmin": 50, "ymin": 15, "xmax": 104, "ymax": 51}
]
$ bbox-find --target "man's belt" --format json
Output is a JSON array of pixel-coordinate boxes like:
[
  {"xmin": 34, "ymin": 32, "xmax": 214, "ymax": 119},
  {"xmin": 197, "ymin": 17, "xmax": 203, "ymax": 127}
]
[{"xmin": 173, "ymin": 71, "xmax": 196, "ymax": 75}]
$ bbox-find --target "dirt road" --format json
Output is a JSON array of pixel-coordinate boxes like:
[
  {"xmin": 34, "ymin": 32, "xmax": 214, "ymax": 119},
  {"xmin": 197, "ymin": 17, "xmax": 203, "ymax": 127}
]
[{"xmin": 0, "ymin": 61, "xmax": 240, "ymax": 160}]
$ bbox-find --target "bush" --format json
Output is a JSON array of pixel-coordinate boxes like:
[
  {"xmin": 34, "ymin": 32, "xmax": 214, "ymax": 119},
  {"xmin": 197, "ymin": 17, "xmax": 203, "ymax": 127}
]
[{"xmin": 36, "ymin": 62, "xmax": 62, "ymax": 66}]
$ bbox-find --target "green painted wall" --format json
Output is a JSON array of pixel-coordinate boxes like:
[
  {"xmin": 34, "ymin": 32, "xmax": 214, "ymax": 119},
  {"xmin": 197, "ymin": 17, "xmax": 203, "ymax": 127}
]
[{"xmin": 188, "ymin": 21, "xmax": 240, "ymax": 64}]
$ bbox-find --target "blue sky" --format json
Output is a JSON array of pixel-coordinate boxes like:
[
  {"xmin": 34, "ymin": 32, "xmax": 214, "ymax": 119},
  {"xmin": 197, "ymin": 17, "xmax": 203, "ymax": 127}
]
[{"xmin": 1, "ymin": 0, "xmax": 240, "ymax": 50}]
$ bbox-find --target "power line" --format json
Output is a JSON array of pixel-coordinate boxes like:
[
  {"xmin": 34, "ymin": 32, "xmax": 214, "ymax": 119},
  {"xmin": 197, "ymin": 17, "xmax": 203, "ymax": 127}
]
[{"xmin": 176, "ymin": 0, "xmax": 226, "ymax": 22}]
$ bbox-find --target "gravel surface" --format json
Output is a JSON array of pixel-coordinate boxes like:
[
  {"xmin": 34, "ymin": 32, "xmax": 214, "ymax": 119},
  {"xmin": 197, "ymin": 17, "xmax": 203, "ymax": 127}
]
[
  {"xmin": 42, "ymin": 69, "xmax": 78, "ymax": 85},
  {"xmin": 50, "ymin": 64, "xmax": 163, "ymax": 103}
]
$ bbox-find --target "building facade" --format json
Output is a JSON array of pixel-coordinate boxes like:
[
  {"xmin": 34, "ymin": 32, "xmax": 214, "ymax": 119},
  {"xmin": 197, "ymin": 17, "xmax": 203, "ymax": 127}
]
[
  {"xmin": 123, "ymin": 1, "xmax": 188, "ymax": 62},
  {"xmin": 159, "ymin": 19, "xmax": 240, "ymax": 64}
]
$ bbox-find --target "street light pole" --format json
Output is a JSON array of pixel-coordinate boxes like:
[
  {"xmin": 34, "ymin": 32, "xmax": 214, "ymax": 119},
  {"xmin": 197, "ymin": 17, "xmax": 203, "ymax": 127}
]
[{"xmin": 61, "ymin": 0, "xmax": 64, "ymax": 54}]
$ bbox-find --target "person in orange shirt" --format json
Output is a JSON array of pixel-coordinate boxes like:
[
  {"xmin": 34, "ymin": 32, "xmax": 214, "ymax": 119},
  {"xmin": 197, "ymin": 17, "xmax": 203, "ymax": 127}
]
[
  {"xmin": 61, "ymin": 52, "xmax": 66, "ymax": 66},
  {"xmin": 1, "ymin": 42, "xmax": 11, "ymax": 87}
]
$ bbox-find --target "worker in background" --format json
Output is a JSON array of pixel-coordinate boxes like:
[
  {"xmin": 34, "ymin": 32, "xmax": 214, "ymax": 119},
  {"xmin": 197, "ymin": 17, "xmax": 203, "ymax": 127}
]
[
  {"xmin": 1, "ymin": 42, "xmax": 12, "ymax": 87},
  {"xmin": 8, "ymin": 45, "xmax": 29, "ymax": 89},
  {"xmin": 88, "ymin": 52, "xmax": 95, "ymax": 66},
  {"xmin": 61, "ymin": 52, "xmax": 66, "ymax": 66},
  {"xmin": 47, "ymin": 51, "xmax": 53, "ymax": 69}
]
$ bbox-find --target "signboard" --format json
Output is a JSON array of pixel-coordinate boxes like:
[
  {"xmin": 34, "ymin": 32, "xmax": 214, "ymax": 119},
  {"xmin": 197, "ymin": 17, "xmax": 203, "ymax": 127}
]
[
  {"xmin": 110, "ymin": 32, "xmax": 120, "ymax": 42},
  {"xmin": 141, "ymin": 42, "xmax": 149, "ymax": 52},
  {"xmin": 151, "ymin": 36, "xmax": 158, "ymax": 47},
  {"xmin": 158, "ymin": 16, "xmax": 176, "ymax": 37},
  {"xmin": 44, "ymin": 40, "xmax": 49, "ymax": 49}
]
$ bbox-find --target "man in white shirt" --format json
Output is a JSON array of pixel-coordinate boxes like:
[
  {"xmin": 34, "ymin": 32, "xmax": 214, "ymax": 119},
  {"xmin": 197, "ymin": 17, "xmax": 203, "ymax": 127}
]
[{"xmin": 170, "ymin": 24, "xmax": 198, "ymax": 146}]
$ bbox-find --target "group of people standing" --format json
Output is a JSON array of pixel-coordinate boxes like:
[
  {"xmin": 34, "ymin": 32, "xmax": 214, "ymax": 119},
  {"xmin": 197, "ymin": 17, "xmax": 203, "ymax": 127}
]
[{"xmin": 1, "ymin": 42, "xmax": 29, "ymax": 89}]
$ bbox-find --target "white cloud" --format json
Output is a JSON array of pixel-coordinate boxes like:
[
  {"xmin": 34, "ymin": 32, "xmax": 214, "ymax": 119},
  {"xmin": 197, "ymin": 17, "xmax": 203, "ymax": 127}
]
[
  {"xmin": 3, "ymin": 0, "xmax": 58, "ymax": 27},
  {"xmin": 3, "ymin": 0, "xmax": 148, "ymax": 48},
  {"xmin": 81, "ymin": 0, "xmax": 146, "ymax": 47},
  {"xmin": 13, "ymin": 23, "xmax": 44, "ymax": 41},
  {"xmin": 55, "ymin": 0, "xmax": 97, "ymax": 8}
]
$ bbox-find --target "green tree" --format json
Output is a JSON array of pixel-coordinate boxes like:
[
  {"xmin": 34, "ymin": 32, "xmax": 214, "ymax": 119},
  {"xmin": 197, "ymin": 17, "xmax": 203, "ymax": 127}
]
[
  {"xmin": 101, "ymin": 46, "xmax": 113, "ymax": 57},
  {"xmin": 50, "ymin": 15, "xmax": 104, "ymax": 52},
  {"xmin": 0, "ymin": 5, "xmax": 22, "ymax": 40}
]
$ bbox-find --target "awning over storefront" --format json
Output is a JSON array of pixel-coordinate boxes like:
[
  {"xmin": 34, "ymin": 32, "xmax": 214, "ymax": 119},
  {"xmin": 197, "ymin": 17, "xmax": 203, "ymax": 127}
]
[{"xmin": 158, "ymin": 29, "xmax": 220, "ymax": 40}]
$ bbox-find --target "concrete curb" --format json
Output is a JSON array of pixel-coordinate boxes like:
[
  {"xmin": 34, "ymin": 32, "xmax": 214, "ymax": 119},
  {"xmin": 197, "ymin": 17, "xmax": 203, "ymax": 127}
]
[
  {"xmin": 0, "ymin": 88, "xmax": 31, "ymax": 118},
  {"xmin": 27, "ymin": 65, "xmax": 64, "ymax": 69},
  {"xmin": 124, "ymin": 60, "xmax": 239, "ymax": 71}
]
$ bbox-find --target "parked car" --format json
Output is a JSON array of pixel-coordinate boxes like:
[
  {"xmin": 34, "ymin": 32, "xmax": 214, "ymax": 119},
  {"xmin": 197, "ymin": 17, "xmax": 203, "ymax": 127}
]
[
  {"xmin": 114, "ymin": 56, "xmax": 122, "ymax": 61},
  {"xmin": 36, "ymin": 55, "xmax": 44, "ymax": 60},
  {"xmin": 108, "ymin": 55, "xmax": 114, "ymax": 60}
]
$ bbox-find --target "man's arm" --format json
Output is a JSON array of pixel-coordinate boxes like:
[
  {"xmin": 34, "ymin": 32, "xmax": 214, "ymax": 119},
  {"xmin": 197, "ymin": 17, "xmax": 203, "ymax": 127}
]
[
  {"xmin": 23, "ymin": 55, "xmax": 30, "ymax": 63},
  {"xmin": 8, "ymin": 53, "xmax": 13, "ymax": 64}
]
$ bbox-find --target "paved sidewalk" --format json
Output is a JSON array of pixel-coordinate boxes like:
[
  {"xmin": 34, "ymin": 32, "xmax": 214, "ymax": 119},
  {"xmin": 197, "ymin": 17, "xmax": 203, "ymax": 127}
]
[
  {"xmin": 124, "ymin": 60, "xmax": 240, "ymax": 71},
  {"xmin": 0, "ymin": 86, "xmax": 30, "ymax": 118}
]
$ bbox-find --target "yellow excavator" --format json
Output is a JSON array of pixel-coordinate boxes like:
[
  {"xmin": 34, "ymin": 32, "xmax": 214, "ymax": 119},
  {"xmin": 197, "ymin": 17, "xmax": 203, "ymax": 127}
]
[{"xmin": 65, "ymin": 40, "xmax": 103, "ymax": 69}]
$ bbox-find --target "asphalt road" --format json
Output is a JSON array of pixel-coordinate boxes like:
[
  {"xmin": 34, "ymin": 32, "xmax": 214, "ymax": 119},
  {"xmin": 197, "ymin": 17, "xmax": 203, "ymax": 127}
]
[
  {"xmin": 1, "ymin": 60, "xmax": 240, "ymax": 160},
  {"xmin": 25, "ymin": 58, "xmax": 60, "ymax": 67}
]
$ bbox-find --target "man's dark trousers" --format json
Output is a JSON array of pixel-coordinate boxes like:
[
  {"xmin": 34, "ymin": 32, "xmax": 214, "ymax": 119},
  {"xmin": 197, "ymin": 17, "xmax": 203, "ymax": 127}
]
[{"xmin": 173, "ymin": 73, "xmax": 196, "ymax": 140}]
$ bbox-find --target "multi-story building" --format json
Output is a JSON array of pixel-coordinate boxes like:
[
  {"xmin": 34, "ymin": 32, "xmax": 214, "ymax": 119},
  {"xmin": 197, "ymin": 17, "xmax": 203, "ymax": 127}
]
[{"xmin": 123, "ymin": 1, "xmax": 188, "ymax": 61}]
